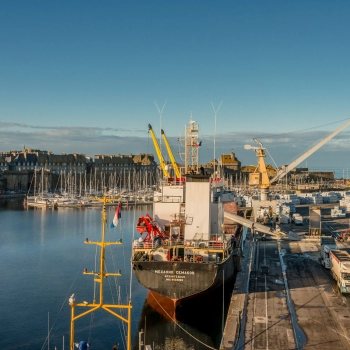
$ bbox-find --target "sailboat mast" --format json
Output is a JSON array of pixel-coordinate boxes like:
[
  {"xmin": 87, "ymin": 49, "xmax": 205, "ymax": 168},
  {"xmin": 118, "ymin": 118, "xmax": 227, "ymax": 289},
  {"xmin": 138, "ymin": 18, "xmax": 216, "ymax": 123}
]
[
  {"xmin": 41, "ymin": 167, "xmax": 44, "ymax": 197},
  {"xmin": 34, "ymin": 166, "xmax": 36, "ymax": 197}
]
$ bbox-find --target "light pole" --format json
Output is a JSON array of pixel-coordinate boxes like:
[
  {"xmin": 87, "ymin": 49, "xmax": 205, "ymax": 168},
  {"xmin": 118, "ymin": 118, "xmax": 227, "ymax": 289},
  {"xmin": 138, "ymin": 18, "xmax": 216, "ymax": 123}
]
[
  {"xmin": 155, "ymin": 100, "xmax": 167, "ymax": 153},
  {"xmin": 212, "ymin": 101, "xmax": 222, "ymax": 178}
]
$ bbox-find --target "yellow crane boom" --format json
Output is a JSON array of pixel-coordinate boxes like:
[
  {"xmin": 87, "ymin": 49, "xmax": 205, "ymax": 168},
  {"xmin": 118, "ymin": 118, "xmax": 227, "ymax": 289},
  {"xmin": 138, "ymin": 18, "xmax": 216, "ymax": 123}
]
[
  {"xmin": 148, "ymin": 124, "xmax": 170, "ymax": 178},
  {"xmin": 245, "ymin": 119, "xmax": 350, "ymax": 200},
  {"xmin": 161, "ymin": 129, "xmax": 180, "ymax": 178}
]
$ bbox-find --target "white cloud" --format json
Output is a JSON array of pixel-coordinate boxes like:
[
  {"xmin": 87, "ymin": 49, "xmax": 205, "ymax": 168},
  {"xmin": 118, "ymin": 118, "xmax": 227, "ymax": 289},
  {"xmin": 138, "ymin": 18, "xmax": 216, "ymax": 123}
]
[{"xmin": 1, "ymin": 122, "xmax": 349, "ymax": 171}]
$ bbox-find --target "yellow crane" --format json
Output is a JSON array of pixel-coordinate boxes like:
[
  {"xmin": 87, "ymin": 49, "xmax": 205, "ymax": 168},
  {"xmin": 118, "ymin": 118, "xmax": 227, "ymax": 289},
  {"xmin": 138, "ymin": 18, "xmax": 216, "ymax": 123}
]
[
  {"xmin": 161, "ymin": 129, "xmax": 181, "ymax": 178},
  {"xmin": 244, "ymin": 138, "xmax": 270, "ymax": 200},
  {"xmin": 148, "ymin": 124, "xmax": 171, "ymax": 178},
  {"xmin": 245, "ymin": 120, "xmax": 350, "ymax": 200}
]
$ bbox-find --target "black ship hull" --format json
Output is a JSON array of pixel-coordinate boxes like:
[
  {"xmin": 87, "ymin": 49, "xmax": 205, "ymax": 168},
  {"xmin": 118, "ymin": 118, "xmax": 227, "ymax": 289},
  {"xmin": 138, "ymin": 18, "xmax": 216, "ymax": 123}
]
[{"xmin": 132, "ymin": 251, "xmax": 236, "ymax": 304}]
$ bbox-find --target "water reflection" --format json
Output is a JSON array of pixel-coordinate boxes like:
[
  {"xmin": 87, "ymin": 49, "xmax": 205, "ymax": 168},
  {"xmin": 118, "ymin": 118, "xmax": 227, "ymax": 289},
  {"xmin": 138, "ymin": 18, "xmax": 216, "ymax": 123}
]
[
  {"xmin": 0, "ymin": 197, "xmax": 26, "ymax": 210},
  {"xmin": 0, "ymin": 199, "xmax": 237, "ymax": 350},
  {"xmin": 134, "ymin": 277, "xmax": 236, "ymax": 350}
]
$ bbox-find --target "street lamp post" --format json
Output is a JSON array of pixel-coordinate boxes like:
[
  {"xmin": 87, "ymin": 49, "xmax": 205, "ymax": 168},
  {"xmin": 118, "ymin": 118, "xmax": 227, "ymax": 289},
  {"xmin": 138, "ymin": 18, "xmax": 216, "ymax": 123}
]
[
  {"xmin": 212, "ymin": 101, "xmax": 222, "ymax": 178},
  {"xmin": 155, "ymin": 100, "xmax": 167, "ymax": 153}
]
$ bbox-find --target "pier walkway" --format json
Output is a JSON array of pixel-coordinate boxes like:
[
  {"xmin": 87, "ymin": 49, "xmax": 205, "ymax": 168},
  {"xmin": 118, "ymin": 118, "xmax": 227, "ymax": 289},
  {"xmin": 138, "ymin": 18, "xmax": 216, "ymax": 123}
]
[{"xmin": 222, "ymin": 236, "xmax": 350, "ymax": 350}]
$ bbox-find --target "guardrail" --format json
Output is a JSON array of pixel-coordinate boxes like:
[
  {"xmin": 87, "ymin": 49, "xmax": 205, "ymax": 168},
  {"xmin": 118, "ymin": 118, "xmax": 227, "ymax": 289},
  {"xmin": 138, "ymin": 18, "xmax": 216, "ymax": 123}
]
[
  {"xmin": 154, "ymin": 196, "xmax": 183, "ymax": 203},
  {"xmin": 133, "ymin": 238, "xmax": 230, "ymax": 250}
]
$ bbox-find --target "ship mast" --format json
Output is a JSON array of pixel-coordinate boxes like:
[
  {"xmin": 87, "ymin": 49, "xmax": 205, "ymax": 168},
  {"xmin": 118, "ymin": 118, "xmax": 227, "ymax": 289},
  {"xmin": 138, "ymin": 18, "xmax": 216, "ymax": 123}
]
[
  {"xmin": 69, "ymin": 192, "xmax": 132, "ymax": 350},
  {"xmin": 184, "ymin": 116, "xmax": 200, "ymax": 174}
]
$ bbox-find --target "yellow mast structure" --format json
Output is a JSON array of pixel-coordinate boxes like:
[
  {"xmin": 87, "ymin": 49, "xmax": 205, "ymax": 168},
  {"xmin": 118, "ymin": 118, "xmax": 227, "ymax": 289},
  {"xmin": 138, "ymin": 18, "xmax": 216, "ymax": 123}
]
[
  {"xmin": 253, "ymin": 141, "xmax": 270, "ymax": 198},
  {"xmin": 244, "ymin": 138, "xmax": 270, "ymax": 200},
  {"xmin": 161, "ymin": 129, "xmax": 181, "ymax": 178},
  {"xmin": 69, "ymin": 193, "xmax": 132, "ymax": 350},
  {"xmin": 148, "ymin": 124, "xmax": 170, "ymax": 178},
  {"xmin": 245, "ymin": 120, "xmax": 350, "ymax": 200}
]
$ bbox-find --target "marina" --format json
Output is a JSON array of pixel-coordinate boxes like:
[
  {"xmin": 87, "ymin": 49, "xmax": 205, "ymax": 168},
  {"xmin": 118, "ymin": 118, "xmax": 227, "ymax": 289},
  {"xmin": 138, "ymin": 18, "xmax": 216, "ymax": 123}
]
[
  {"xmin": 4, "ymin": 129, "xmax": 350, "ymax": 348},
  {"xmin": 2, "ymin": 2, "xmax": 350, "ymax": 349},
  {"xmin": 0, "ymin": 198, "xmax": 231, "ymax": 350},
  {"xmin": 0, "ymin": 199, "xmax": 148, "ymax": 350},
  {"xmin": 3, "ymin": 120, "xmax": 350, "ymax": 349},
  {"xmin": 5, "ymin": 193, "xmax": 350, "ymax": 349}
]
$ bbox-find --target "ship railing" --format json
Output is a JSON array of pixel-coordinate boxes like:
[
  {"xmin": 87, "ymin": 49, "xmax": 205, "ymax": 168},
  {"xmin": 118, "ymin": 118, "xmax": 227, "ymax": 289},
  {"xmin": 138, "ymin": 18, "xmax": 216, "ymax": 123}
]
[
  {"xmin": 208, "ymin": 241, "xmax": 229, "ymax": 250},
  {"xmin": 132, "ymin": 239, "xmax": 186, "ymax": 250},
  {"xmin": 132, "ymin": 238, "xmax": 230, "ymax": 251},
  {"xmin": 166, "ymin": 238, "xmax": 185, "ymax": 246},
  {"xmin": 159, "ymin": 178, "xmax": 185, "ymax": 186},
  {"xmin": 156, "ymin": 195, "xmax": 183, "ymax": 203},
  {"xmin": 186, "ymin": 240, "xmax": 229, "ymax": 250},
  {"xmin": 133, "ymin": 240, "xmax": 164, "ymax": 250}
]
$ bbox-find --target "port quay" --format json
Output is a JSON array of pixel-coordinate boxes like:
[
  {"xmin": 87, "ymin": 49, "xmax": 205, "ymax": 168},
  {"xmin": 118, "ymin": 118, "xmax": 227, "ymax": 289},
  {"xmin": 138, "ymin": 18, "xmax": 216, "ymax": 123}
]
[{"xmin": 222, "ymin": 202, "xmax": 350, "ymax": 350}]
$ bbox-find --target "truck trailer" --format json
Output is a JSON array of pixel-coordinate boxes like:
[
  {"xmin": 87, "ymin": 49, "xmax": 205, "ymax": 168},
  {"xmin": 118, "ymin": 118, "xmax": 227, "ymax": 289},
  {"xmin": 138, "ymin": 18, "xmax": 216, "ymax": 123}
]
[
  {"xmin": 320, "ymin": 236, "xmax": 338, "ymax": 269},
  {"xmin": 329, "ymin": 249, "xmax": 350, "ymax": 293}
]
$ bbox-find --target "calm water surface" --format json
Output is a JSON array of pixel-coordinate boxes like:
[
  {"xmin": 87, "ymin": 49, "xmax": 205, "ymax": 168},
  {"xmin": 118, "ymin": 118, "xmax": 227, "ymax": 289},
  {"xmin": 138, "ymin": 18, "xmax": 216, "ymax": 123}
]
[{"xmin": 0, "ymin": 199, "xmax": 231, "ymax": 350}]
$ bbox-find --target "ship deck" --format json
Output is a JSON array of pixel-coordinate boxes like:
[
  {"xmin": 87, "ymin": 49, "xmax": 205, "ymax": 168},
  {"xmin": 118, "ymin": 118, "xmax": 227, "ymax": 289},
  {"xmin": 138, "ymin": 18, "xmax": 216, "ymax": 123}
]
[{"xmin": 222, "ymin": 205, "xmax": 350, "ymax": 350}]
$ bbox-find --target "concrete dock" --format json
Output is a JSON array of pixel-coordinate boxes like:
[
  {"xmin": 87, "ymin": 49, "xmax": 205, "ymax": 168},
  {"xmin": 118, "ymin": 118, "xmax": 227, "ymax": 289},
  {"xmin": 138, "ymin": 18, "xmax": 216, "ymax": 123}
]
[{"xmin": 222, "ymin": 205, "xmax": 350, "ymax": 350}]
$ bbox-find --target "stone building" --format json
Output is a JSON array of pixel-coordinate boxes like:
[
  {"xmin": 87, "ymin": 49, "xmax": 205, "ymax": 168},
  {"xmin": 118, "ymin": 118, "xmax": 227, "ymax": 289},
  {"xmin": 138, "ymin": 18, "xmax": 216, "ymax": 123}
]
[
  {"xmin": 10, "ymin": 149, "xmax": 87, "ymax": 174},
  {"xmin": 0, "ymin": 154, "xmax": 9, "ymax": 173},
  {"xmin": 0, "ymin": 148, "xmax": 158, "ymax": 192},
  {"xmin": 200, "ymin": 151, "xmax": 242, "ymax": 177},
  {"xmin": 289, "ymin": 168, "xmax": 335, "ymax": 182},
  {"xmin": 220, "ymin": 151, "xmax": 241, "ymax": 172}
]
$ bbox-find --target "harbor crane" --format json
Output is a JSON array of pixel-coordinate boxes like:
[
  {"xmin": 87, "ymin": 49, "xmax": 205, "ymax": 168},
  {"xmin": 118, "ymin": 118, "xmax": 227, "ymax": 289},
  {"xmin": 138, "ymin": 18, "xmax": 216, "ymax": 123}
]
[
  {"xmin": 161, "ymin": 129, "xmax": 181, "ymax": 178},
  {"xmin": 148, "ymin": 124, "xmax": 170, "ymax": 178},
  {"xmin": 244, "ymin": 138, "xmax": 270, "ymax": 200},
  {"xmin": 245, "ymin": 119, "xmax": 350, "ymax": 200}
]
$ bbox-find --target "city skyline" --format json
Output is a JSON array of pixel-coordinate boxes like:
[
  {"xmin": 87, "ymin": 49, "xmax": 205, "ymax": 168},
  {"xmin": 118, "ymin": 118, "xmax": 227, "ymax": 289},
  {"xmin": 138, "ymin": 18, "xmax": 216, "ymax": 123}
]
[{"xmin": 2, "ymin": 120, "xmax": 350, "ymax": 180}]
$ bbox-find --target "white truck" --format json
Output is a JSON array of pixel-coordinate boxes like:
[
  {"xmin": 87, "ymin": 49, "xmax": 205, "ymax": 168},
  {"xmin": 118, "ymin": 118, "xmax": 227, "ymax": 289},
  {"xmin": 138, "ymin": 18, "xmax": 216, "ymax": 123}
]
[
  {"xmin": 320, "ymin": 236, "xmax": 338, "ymax": 268},
  {"xmin": 292, "ymin": 213, "xmax": 303, "ymax": 225},
  {"xmin": 329, "ymin": 249, "xmax": 350, "ymax": 294}
]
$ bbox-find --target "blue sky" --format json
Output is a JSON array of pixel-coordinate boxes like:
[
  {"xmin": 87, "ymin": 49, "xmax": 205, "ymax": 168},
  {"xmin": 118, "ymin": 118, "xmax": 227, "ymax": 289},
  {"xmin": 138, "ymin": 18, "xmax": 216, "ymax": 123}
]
[{"xmin": 1, "ymin": 1, "xmax": 350, "ymax": 176}]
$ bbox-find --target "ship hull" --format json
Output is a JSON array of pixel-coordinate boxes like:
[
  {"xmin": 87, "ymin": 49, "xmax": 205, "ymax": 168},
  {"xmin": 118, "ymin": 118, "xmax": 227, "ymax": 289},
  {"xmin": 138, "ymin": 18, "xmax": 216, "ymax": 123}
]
[{"xmin": 132, "ymin": 252, "xmax": 235, "ymax": 303}]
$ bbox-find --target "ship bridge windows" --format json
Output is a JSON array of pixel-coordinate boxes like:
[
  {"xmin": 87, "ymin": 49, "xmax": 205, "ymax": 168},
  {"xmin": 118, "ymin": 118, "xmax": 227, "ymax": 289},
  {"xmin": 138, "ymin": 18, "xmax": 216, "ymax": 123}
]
[{"xmin": 343, "ymin": 273, "xmax": 350, "ymax": 280}]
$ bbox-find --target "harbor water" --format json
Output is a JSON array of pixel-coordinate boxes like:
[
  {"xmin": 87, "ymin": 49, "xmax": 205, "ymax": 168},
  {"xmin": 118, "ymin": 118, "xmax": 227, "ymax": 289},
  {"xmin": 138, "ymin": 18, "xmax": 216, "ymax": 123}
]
[{"xmin": 0, "ymin": 199, "xmax": 233, "ymax": 350}]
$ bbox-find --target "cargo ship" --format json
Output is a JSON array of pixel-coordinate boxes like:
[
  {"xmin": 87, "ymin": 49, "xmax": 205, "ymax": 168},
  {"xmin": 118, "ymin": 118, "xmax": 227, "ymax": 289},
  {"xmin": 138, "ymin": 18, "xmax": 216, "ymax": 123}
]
[{"xmin": 131, "ymin": 119, "xmax": 242, "ymax": 318}]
